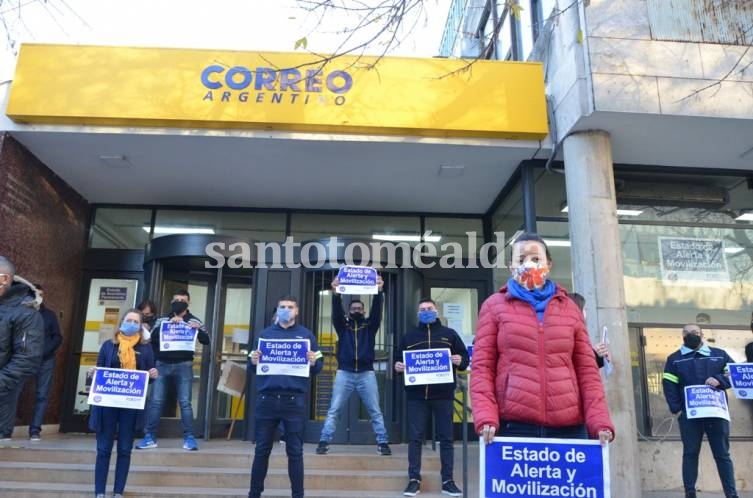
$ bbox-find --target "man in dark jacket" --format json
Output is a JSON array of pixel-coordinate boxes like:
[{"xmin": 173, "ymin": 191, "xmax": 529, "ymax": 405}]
[
  {"xmin": 25, "ymin": 283, "xmax": 62, "ymax": 441},
  {"xmin": 316, "ymin": 275, "xmax": 391, "ymax": 455},
  {"xmin": 394, "ymin": 298, "xmax": 469, "ymax": 497},
  {"xmin": 136, "ymin": 289, "xmax": 209, "ymax": 451},
  {"xmin": 745, "ymin": 311, "xmax": 753, "ymax": 363},
  {"xmin": 662, "ymin": 323, "xmax": 739, "ymax": 498},
  {"xmin": 248, "ymin": 295, "xmax": 323, "ymax": 498},
  {"xmin": 0, "ymin": 257, "xmax": 44, "ymax": 440}
]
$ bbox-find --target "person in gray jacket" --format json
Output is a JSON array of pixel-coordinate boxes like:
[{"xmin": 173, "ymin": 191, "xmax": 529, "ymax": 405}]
[{"xmin": 0, "ymin": 256, "xmax": 44, "ymax": 440}]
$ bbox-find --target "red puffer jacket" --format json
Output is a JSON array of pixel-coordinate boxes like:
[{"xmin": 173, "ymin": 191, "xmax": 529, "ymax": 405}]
[{"xmin": 470, "ymin": 284, "xmax": 615, "ymax": 439}]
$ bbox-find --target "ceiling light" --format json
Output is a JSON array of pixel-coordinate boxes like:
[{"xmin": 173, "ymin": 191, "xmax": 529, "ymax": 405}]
[
  {"xmin": 372, "ymin": 234, "xmax": 441, "ymax": 242},
  {"xmin": 438, "ymin": 165, "xmax": 466, "ymax": 178},
  {"xmin": 724, "ymin": 247, "xmax": 744, "ymax": 254},
  {"xmin": 735, "ymin": 213, "xmax": 753, "ymax": 221},
  {"xmin": 98, "ymin": 155, "xmax": 132, "ymax": 168},
  {"xmin": 142, "ymin": 226, "xmax": 216, "ymax": 235},
  {"xmin": 561, "ymin": 205, "xmax": 643, "ymax": 216},
  {"xmin": 544, "ymin": 239, "xmax": 571, "ymax": 247}
]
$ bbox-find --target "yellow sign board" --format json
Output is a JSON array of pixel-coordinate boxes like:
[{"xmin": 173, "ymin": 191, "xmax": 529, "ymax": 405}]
[{"xmin": 7, "ymin": 44, "xmax": 548, "ymax": 139}]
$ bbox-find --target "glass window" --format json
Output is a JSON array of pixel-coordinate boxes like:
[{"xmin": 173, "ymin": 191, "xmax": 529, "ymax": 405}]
[
  {"xmin": 424, "ymin": 217, "xmax": 484, "ymax": 258},
  {"xmin": 534, "ymin": 168, "xmax": 568, "ymax": 217},
  {"xmin": 290, "ymin": 213, "xmax": 420, "ymax": 243},
  {"xmin": 90, "ymin": 208, "xmax": 152, "ymax": 249},
  {"xmin": 491, "ymin": 179, "xmax": 524, "ymax": 288},
  {"xmin": 153, "ymin": 210, "xmax": 286, "ymax": 242},
  {"xmin": 642, "ymin": 327, "xmax": 752, "ymax": 437},
  {"xmin": 518, "ymin": 0, "xmax": 535, "ymax": 59},
  {"xmin": 497, "ymin": 8, "xmax": 514, "ymax": 59},
  {"xmin": 536, "ymin": 220, "xmax": 573, "ymax": 292}
]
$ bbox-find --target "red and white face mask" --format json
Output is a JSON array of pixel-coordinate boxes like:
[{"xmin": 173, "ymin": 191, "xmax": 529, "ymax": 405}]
[{"xmin": 511, "ymin": 262, "xmax": 550, "ymax": 291}]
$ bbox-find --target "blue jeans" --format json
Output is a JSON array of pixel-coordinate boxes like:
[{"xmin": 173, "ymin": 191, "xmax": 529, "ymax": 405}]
[
  {"xmin": 407, "ymin": 398, "xmax": 454, "ymax": 482},
  {"xmin": 145, "ymin": 360, "xmax": 194, "ymax": 438},
  {"xmin": 499, "ymin": 421, "xmax": 589, "ymax": 439},
  {"xmin": 95, "ymin": 407, "xmax": 138, "ymax": 495},
  {"xmin": 249, "ymin": 392, "xmax": 306, "ymax": 498},
  {"xmin": 29, "ymin": 357, "xmax": 55, "ymax": 436},
  {"xmin": 679, "ymin": 412, "xmax": 737, "ymax": 497},
  {"xmin": 319, "ymin": 370, "xmax": 389, "ymax": 444}
]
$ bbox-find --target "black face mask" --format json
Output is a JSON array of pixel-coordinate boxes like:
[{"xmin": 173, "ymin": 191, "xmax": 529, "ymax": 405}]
[
  {"xmin": 142, "ymin": 315, "xmax": 156, "ymax": 326},
  {"xmin": 349, "ymin": 312, "xmax": 364, "ymax": 322},
  {"xmin": 171, "ymin": 301, "xmax": 189, "ymax": 315},
  {"xmin": 683, "ymin": 334, "xmax": 702, "ymax": 350}
]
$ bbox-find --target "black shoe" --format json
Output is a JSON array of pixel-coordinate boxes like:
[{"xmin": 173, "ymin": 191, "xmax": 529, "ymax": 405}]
[
  {"xmin": 403, "ymin": 479, "xmax": 420, "ymax": 496},
  {"xmin": 315, "ymin": 441, "xmax": 329, "ymax": 454},
  {"xmin": 442, "ymin": 480, "xmax": 462, "ymax": 496},
  {"xmin": 377, "ymin": 442, "xmax": 392, "ymax": 455}
]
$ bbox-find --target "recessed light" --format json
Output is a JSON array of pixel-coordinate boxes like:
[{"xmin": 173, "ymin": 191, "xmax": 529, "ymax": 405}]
[
  {"xmin": 372, "ymin": 234, "xmax": 442, "ymax": 242},
  {"xmin": 736, "ymin": 213, "xmax": 753, "ymax": 221},
  {"xmin": 98, "ymin": 155, "xmax": 132, "ymax": 168},
  {"xmin": 561, "ymin": 205, "xmax": 642, "ymax": 216},
  {"xmin": 142, "ymin": 226, "xmax": 216, "ymax": 235},
  {"xmin": 724, "ymin": 247, "xmax": 744, "ymax": 254}
]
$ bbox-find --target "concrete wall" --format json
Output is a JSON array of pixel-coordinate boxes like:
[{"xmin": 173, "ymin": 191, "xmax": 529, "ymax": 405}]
[
  {"xmin": 586, "ymin": 0, "xmax": 753, "ymax": 120},
  {"xmin": 0, "ymin": 133, "xmax": 88, "ymax": 430},
  {"xmin": 640, "ymin": 440, "xmax": 752, "ymax": 492}
]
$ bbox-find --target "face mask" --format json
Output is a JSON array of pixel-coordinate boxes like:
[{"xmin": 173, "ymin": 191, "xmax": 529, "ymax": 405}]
[
  {"xmin": 511, "ymin": 262, "xmax": 550, "ymax": 291},
  {"xmin": 277, "ymin": 307, "xmax": 294, "ymax": 324},
  {"xmin": 142, "ymin": 315, "xmax": 155, "ymax": 325},
  {"xmin": 120, "ymin": 321, "xmax": 141, "ymax": 336},
  {"xmin": 683, "ymin": 334, "xmax": 702, "ymax": 350},
  {"xmin": 418, "ymin": 310, "xmax": 438, "ymax": 325},
  {"xmin": 171, "ymin": 301, "xmax": 189, "ymax": 315},
  {"xmin": 350, "ymin": 312, "xmax": 364, "ymax": 322}
]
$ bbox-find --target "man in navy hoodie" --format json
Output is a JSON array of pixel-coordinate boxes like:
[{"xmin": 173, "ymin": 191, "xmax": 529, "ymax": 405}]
[
  {"xmin": 395, "ymin": 298, "xmax": 468, "ymax": 497},
  {"xmin": 248, "ymin": 295, "xmax": 323, "ymax": 498}
]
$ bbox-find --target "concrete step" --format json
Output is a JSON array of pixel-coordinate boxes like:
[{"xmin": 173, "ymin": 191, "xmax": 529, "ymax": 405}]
[
  {"xmin": 0, "ymin": 481, "xmax": 456, "ymax": 498},
  {"xmin": 0, "ymin": 444, "xmax": 435, "ymax": 471},
  {"xmin": 0, "ymin": 460, "xmax": 442, "ymax": 491}
]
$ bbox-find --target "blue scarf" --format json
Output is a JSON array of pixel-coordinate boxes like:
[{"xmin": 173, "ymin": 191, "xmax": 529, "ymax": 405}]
[{"xmin": 507, "ymin": 278, "xmax": 557, "ymax": 322}]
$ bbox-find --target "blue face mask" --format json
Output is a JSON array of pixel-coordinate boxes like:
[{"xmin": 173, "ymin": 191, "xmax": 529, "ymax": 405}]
[
  {"xmin": 418, "ymin": 310, "xmax": 438, "ymax": 325},
  {"xmin": 120, "ymin": 321, "xmax": 141, "ymax": 336},
  {"xmin": 277, "ymin": 307, "xmax": 294, "ymax": 324}
]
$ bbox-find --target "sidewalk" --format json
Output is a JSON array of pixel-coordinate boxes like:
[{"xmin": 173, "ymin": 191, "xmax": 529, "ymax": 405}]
[{"xmin": 643, "ymin": 493, "xmax": 753, "ymax": 497}]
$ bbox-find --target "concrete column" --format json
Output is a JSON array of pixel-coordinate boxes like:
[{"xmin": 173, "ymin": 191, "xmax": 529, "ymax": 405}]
[{"xmin": 562, "ymin": 130, "xmax": 641, "ymax": 497}]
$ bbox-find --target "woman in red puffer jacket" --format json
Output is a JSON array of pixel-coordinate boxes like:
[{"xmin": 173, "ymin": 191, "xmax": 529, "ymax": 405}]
[{"xmin": 470, "ymin": 233, "xmax": 615, "ymax": 446}]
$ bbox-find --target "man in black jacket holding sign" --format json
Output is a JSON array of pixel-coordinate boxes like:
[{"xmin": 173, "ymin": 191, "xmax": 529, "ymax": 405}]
[
  {"xmin": 394, "ymin": 298, "xmax": 468, "ymax": 497},
  {"xmin": 662, "ymin": 323, "xmax": 738, "ymax": 498},
  {"xmin": 248, "ymin": 295, "xmax": 323, "ymax": 498},
  {"xmin": 136, "ymin": 289, "xmax": 209, "ymax": 451}
]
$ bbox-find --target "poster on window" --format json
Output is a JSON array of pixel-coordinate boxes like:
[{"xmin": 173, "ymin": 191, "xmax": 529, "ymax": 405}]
[{"xmin": 658, "ymin": 237, "xmax": 729, "ymax": 285}]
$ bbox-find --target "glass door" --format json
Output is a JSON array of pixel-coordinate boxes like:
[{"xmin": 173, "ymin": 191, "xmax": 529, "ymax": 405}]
[{"xmin": 61, "ymin": 275, "xmax": 141, "ymax": 432}]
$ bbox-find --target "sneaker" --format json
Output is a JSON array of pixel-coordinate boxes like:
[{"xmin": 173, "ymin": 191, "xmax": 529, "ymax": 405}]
[
  {"xmin": 442, "ymin": 479, "xmax": 462, "ymax": 496},
  {"xmin": 183, "ymin": 436, "xmax": 198, "ymax": 451},
  {"xmin": 135, "ymin": 435, "xmax": 157, "ymax": 450},
  {"xmin": 403, "ymin": 479, "xmax": 421, "ymax": 496},
  {"xmin": 29, "ymin": 434, "xmax": 41, "ymax": 442},
  {"xmin": 95, "ymin": 494, "xmax": 105, "ymax": 498},
  {"xmin": 315, "ymin": 441, "xmax": 329, "ymax": 454},
  {"xmin": 377, "ymin": 442, "xmax": 392, "ymax": 455},
  {"xmin": 113, "ymin": 494, "xmax": 124, "ymax": 498}
]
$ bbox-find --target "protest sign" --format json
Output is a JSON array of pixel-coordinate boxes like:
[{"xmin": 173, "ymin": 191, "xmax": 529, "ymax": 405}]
[
  {"xmin": 257, "ymin": 338, "xmax": 310, "ymax": 377},
  {"xmin": 160, "ymin": 321, "xmax": 198, "ymax": 352},
  {"xmin": 336, "ymin": 266, "xmax": 378, "ymax": 294},
  {"xmin": 87, "ymin": 367, "xmax": 149, "ymax": 410},
  {"xmin": 480, "ymin": 437, "xmax": 610, "ymax": 498},
  {"xmin": 684, "ymin": 385, "xmax": 730, "ymax": 421},
  {"xmin": 403, "ymin": 348, "xmax": 453, "ymax": 386},
  {"xmin": 728, "ymin": 363, "xmax": 753, "ymax": 399}
]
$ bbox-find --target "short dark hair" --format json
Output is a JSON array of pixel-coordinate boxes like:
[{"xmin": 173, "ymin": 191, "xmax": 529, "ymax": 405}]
[
  {"xmin": 569, "ymin": 292, "xmax": 585, "ymax": 312},
  {"xmin": 137, "ymin": 299, "xmax": 158, "ymax": 314},
  {"xmin": 418, "ymin": 297, "xmax": 436, "ymax": 307},
  {"xmin": 173, "ymin": 289, "xmax": 191, "ymax": 300},
  {"xmin": 278, "ymin": 295, "xmax": 299, "ymax": 306},
  {"xmin": 512, "ymin": 232, "xmax": 552, "ymax": 261},
  {"xmin": 349, "ymin": 299, "xmax": 364, "ymax": 308}
]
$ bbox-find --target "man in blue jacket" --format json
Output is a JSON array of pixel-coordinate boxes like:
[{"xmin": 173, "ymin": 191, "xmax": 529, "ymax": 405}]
[
  {"xmin": 316, "ymin": 275, "xmax": 391, "ymax": 455},
  {"xmin": 662, "ymin": 323, "xmax": 739, "ymax": 498},
  {"xmin": 248, "ymin": 295, "xmax": 323, "ymax": 498},
  {"xmin": 394, "ymin": 298, "xmax": 469, "ymax": 497}
]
